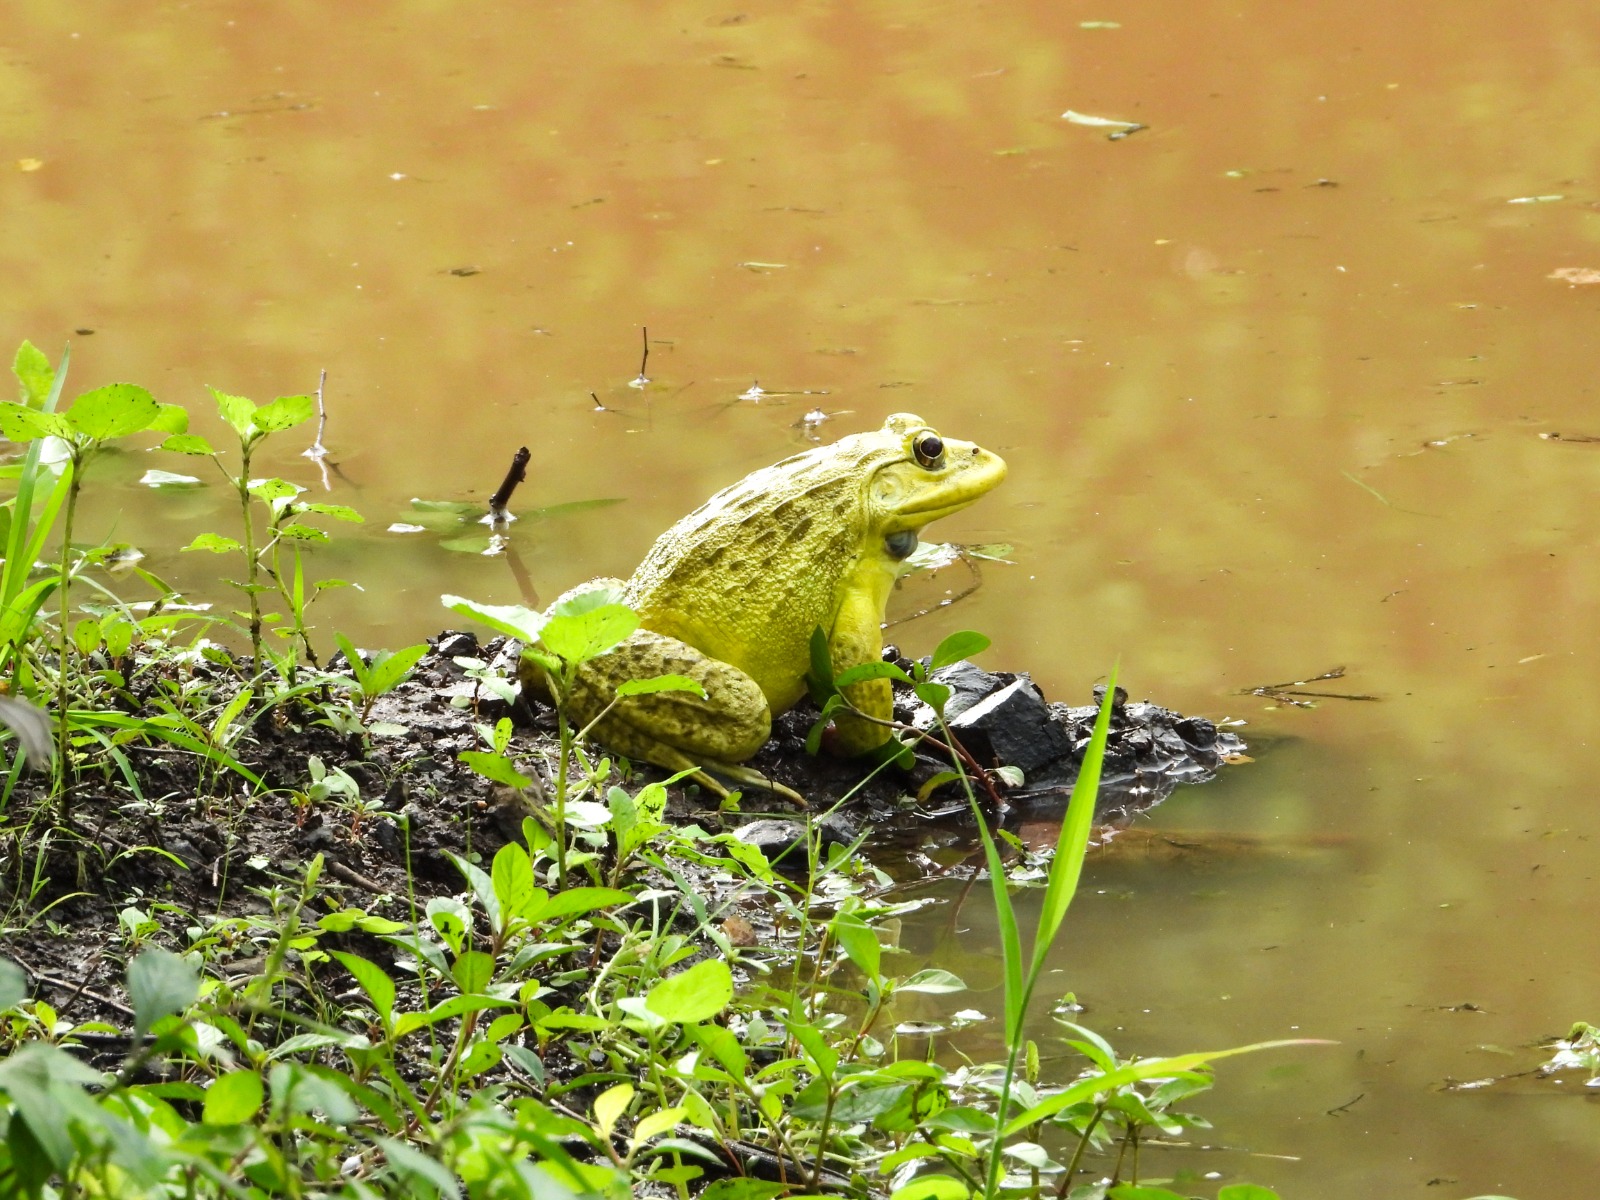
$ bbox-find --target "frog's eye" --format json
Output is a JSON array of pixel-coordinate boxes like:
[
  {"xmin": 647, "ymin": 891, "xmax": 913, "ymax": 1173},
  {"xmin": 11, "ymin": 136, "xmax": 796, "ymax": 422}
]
[{"xmin": 912, "ymin": 432, "xmax": 944, "ymax": 468}]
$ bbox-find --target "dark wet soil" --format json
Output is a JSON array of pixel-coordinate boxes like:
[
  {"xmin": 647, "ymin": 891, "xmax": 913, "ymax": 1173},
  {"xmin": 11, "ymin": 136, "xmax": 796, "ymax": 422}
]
[{"xmin": 0, "ymin": 631, "xmax": 1244, "ymax": 1039}]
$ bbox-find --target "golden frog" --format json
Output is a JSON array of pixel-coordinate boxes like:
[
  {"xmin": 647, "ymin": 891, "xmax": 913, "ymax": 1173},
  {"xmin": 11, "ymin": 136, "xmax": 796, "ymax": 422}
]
[{"xmin": 535, "ymin": 412, "xmax": 1006, "ymax": 801}]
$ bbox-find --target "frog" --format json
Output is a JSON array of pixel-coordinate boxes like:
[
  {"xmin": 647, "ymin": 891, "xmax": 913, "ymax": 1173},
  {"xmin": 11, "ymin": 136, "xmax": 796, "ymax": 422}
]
[{"xmin": 529, "ymin": 412, "xmax": 1007, "ymax": 803}]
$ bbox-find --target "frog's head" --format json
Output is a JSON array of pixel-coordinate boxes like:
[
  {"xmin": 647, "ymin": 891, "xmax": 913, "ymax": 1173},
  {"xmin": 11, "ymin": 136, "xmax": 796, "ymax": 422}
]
[{"xmin": 862, "ymin": 412, "xmax": 1007, "ymax": 559}]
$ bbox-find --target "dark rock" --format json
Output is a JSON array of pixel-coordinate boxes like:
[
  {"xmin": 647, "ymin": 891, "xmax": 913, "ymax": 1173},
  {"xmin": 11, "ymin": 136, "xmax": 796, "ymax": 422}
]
[
  {"xmin": 731, "ymin": 816, "xmax": 860, "ymax": 871},
  {"xmin": 434, "ymin": 630, "xmax": 479, "ymax": 660},
  {"xmin": 946, "ymin": 676, "xmax": 1072, "ymax": 773}
]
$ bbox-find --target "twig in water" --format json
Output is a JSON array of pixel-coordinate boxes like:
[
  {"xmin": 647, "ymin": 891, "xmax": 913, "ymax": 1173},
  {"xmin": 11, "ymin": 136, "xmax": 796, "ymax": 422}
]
[
  {"xmin": 629, "ymin": 326, "xmax": 650, "ymax": 389},
  {"xmin": 1241, "ymin": 666, "xmax": 1381, "ymax": 707},
  {"xmin": 303, "ymin": 369, "xmax": 333, "ymax": 489},
  {"xmin": 487, "ymin": 446, "xmax": 531, "ymax": 525}
]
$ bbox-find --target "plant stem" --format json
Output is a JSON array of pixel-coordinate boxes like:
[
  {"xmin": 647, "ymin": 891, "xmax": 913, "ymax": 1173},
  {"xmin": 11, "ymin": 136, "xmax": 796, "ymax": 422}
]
[
  {"xmin": 53, "ymin": 453, "xmax": 82, "ymax": 797},
  {"xmin": 230, "ymin": 444, "xmax": 262, "ymax": 671}
]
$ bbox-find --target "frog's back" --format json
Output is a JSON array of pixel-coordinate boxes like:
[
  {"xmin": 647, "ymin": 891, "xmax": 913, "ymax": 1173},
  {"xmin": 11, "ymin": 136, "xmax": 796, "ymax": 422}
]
[{"xmin": 625, "ymin": 439, "xmax": 885, "ymax": 709}]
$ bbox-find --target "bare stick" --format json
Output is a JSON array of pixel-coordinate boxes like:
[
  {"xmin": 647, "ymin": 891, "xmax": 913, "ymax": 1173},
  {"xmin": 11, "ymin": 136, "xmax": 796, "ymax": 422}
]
[
  {"xmin": 630, "ymin": 326, "xmax": 650, "ymax": 388},
  {"xmin": 488, "ymin": 446, "xmax": 531, "ymax": 523},
  {"xmin": 303, "ymin": 369, "xmax": 329, "ymax": 460}
]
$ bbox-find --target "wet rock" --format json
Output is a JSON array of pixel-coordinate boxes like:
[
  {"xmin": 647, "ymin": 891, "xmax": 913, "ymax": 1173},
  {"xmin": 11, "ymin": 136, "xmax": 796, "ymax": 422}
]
[
  {"xmin": 732, "ymin": 815, "xmax": 860, "ymax": 871},
  {"xmin": 434, "ymin": 630, "xmax": 479, "ymax": 660},
  {"xmin": 943, "ymin": 675, "xmax": 1072, "ymax": 774},
  {"xmin": 899, "ymin": 666, "xmax": 1246, "ymax": 821}
]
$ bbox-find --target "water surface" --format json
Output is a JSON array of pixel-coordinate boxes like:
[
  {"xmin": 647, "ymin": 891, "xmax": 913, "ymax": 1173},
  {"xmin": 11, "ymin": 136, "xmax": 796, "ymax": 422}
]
[{"xmin": 7, "ymin": 2, "xmax": 1600, "ymax": 1194}]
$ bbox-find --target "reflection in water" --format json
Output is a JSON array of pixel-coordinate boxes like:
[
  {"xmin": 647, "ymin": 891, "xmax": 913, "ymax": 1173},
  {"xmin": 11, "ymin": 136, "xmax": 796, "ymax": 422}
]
[{"xmin": 9, "ymin": 0, "xmax": 1600, "ymax": 1191}]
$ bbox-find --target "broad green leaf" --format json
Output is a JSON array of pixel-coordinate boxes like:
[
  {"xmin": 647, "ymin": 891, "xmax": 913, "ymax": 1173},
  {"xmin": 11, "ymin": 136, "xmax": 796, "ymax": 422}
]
[
  {"xmin": 329, "ymin": 951, "xmax": 397, "ymax": 1028},
  {"xmin": 548, "ymin": 583, "xmax": 627, "ymax": 616},
  {"xmin": 377, "ymin": 1135, "xmax": 461, "ymax": 1195},
  {"xmin": 834, "ymin": 660, "xmax": 913, "ymax": 689},
  {"xmin": 65, "ymin": 383, "xmax": 158, "ymax": 440},
  {"xmin": 646, "ymin": 958, "xmax": 733, "ymax": 1024},
  {"xmin": 160, "ymin": 433, "xmax": 215, "ymax": 455},
  {"xmin": 209, "ymin": 386, "xmax": 257, "ymax": 437},
  {"xmin": 334, "ymin": 633, "xmax": 373, "ymax": 690},
  {"xmin": 72, "ymin": 617, "xmax": 100, "ymax": 658},
  {"xmin": 896, "ymin": 969, "xmax": 966, "ymax": 995},
  {"xmin": 367, "ymin": 643, "xmax": 428, "ymax": 693},
  {"xmin": 203, "ymin": 1069, "xmax": 264, "ymax": 1124},
  {"xmin": 1217, "ymin": 1187, "xmax": 1284, "ymax": 1200},
  {"xmin": 491, "ymin": 842, "xmax": 540, "ymax": 926},
  {"xmin": 425, "ymin": 896, "xmax": 472, "ymax": 955},
  {"xmin": 127, "ymin": 948, "xmax": 199, "ymax": 1039},
  {"xmin": 148, "ymin": 402, "xmax": 189, "ymax": 434},
  {"xmin": 458, "ymin": 750, "xmax": 532, "ymax": 788},
  {"xmin": 807, "ymin": 625, "xmax": 833, "ymax": 692},
  {"xmin": 830, "ymin": 910, "xmax": 881, "ymax": 980},
  {"xmin": 787, "ymin": 1018, "xmax": 838, "ymax": 1078},
  {"xmin": 632, "ymin": 1105, "xmax": 687, "ymax": 1145},
  {"xmin": 931, "ymin": 630, "xmax": 991, "ymax": 671},
  {"xmin": 12, "ymin": 341, "xmax": 53, "ymax": 407},
  {"xmin": 441, "ymin": 593, "xmax": 546, "ymax": 643},
  {"xmin": 276, "ymin": 524, "xmax": 328, "ymax": 543},
  {"xmin": 913, "ymin": 681, "xmax": 951, "ymax": 710},
  {"xmin": 247, "ymin": 476, "xmax": 300, "ymax": 504},
  {"xmin": 893, "ymin": 1177, "xmax": 973, "ymax": 1200},
  {"xmin": 253, "ymin": 393, "xmax": 314, "ymax": 432},
  {"xmin": 0, "ymin": 404, "xmax": 64, "ymax": 441},
  {"xmin": 0, "ymin": 957, "xmax": 26, "ymax": 1010},
  {"xmin": 615, "ymin": 673, "xmax": 706, "ymax": 698},
  {"xmin": 530, "ymin": 886, "xmax": 632, "ymax": 923},
  {"xmin": 691, "ymin": 1023, "xmax": 748, "ymax": 1077},
  {"xmin": 182, "ymin": 532, "xmax": 242, "ymax": 554},
  {"xmin": 303, "ymin": 502, "xmax": 364, "ymax": 522},
  {"xmin": 594, "ymin": 1082, "xmax": 633, "ymax": 1139},
  {"xmin": 1108, "ymin": 1188, "xmax": 1190, "ymax": 1200},
  {"xmin": 540, "ymin": 603, "xmax": 638, "ymax": 665},
  {"xmin": 392, "ymin": 993, "xmax": 515, "ymax": 1039},
  {"xmin": 318, "ymin": 909, "xmax": 408, "ymax": 934},
  {"xmin": 451, "ymin": 950, "xmax": 495, "ymax": 995},
  {"xmin": 448, "ymin": 852, "xmax": 501, "ymax": 932}
]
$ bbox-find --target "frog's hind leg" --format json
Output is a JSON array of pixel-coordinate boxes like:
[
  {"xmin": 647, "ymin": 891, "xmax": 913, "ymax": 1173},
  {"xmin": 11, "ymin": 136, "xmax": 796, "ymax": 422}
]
[{"xmin": 567, "ymin": 629, "xmax": 805, "ymax": 807}]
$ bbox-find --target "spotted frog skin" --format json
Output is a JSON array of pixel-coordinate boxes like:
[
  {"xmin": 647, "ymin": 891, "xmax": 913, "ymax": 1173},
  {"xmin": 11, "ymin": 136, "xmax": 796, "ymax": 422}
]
[{"xmin": 539, "ymin": 413, "xmax": 1006, "ymax": 800}]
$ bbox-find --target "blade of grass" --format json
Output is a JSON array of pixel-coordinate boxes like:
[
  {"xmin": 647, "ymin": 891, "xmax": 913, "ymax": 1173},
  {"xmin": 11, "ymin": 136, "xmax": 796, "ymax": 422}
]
[{"xmin": 1030, "ymin": 664, "xmax": 1116, "ymax": 978}]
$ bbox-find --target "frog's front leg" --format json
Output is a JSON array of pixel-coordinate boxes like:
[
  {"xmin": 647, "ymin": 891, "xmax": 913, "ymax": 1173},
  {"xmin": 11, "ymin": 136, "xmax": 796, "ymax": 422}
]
[
  {"xmin": 563, "ymin": 629, "xmax": 803, "ymax": 805},
  {"xmin": 827, "ymin": 588, "xmax": 896, "ymax": 755}
]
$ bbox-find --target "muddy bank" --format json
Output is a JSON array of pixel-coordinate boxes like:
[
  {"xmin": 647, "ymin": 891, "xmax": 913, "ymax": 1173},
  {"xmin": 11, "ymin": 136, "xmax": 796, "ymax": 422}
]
[{"xmin": 0, "ymin": 631, "xmax": 1243, "ymax": 1035}]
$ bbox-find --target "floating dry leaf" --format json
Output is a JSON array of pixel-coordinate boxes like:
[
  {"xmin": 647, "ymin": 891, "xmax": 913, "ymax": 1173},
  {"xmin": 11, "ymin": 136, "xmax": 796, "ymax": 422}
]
[
  {"xmin": 17, "ymin": 158, "xmax": 43, "ymax": 172},
  {"xmin": 1548, "ymin": 267, "xmax": 1600, "ymax": 285}
]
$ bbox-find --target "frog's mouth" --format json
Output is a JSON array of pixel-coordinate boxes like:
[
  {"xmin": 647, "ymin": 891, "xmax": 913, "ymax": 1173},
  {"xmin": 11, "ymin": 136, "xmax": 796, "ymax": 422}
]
[{"xmin": 878, "ymin": 444, "xmax": 1008, "ymax": 532}]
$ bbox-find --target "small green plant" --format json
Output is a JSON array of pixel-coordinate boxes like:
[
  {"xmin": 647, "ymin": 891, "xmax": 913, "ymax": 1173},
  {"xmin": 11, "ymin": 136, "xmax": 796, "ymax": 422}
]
[
  {"xmin": 0, "ymin": 347, "xmax": 188, "ymax": 783},
  {"xmin": 163, "ymin": 387, "xmax": 362, "ymax": 682},
  {"xmin": 333, "ymin": 633, "xmax": 428, "ymax": 724}
]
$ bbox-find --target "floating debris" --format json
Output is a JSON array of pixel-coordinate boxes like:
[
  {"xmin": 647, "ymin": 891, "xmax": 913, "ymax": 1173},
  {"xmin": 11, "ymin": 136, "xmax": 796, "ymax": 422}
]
[
  {"xmin": 1242, "ymin": 666, "xmax": 1380, "ymax": 708},
  {"xmin": 1062, "ymin": 109, "xmax": 1147, "ymax": 139}
]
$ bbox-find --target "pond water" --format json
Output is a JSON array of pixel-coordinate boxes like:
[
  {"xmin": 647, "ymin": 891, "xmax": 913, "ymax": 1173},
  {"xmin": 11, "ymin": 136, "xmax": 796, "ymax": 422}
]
[{"xmin": 8, "ymin": 1, "xmax": 1600, "ymax": 1195}]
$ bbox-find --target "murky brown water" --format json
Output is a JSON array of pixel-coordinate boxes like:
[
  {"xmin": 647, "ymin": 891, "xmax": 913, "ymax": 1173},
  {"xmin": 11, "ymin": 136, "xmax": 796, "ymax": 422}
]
[{"xmin": 8, "ymin": 1, "xmax": 1600, "ymax": 1194}]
